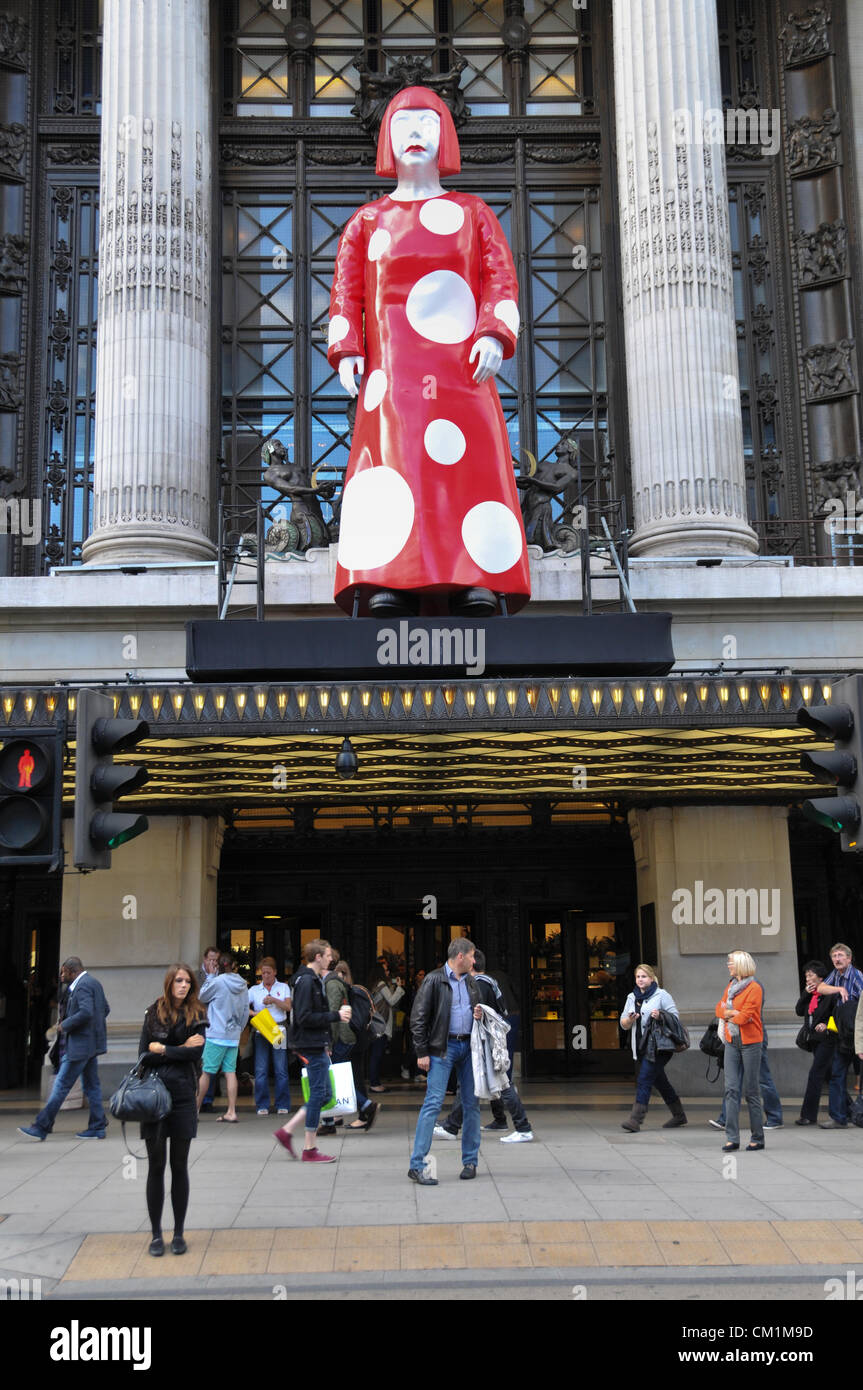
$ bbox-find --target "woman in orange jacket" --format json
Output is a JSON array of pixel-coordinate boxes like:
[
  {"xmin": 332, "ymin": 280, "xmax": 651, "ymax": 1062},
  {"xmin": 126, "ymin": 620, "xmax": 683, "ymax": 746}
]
[{"xmin": 716, "ymin": 951, "xmax": 765, "ymax": 1152}]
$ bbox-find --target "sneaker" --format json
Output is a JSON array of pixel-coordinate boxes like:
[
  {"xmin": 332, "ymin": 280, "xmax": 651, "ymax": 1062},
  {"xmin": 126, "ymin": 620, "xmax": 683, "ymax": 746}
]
[
  {"xmin": 301, "ymin": 1147, "xmax": 336, "ymax": 1163},
  {"xmin": 708, "ymin": 1119, "xmax": 725, "ymax": 1130},
  {"xmin": 276, "ymin": 1108, "xmax": 290, "ymax": 1114},
  {"xmin": 400, "ymin": 1068, "xmax": 410, "ymax": 1080},
  {"xmin": 256, "ymin": 1109, "xmax": 270, "ymax": 1116},
  {"xmin": 794, "ymin": 1117, "xmax": 814, "ymax": 1126},
  {"xmin": 17, "ymin": 1125, "xmax": 45, "ymax": 1142},
  {"xmin": 75, "ymin": 1129, "xmax": 107, "ymax": 1139},
  {"xmin": 273, "ymin": 1130, "xmax": 297, "ymax": 1159},
  {"xmin": 483, "ymin": 1120, "xmax": 508, "ymax": 1131},
  {"xmin": 763, "ymin": 1121, "xmax": 783, "ymax": 1129},
  {"xmin": 819, "ymin": 1119, "xmax": 849, "ymax": 1129},
  {"xmin": 433, "ymin": 1125, "xmax": 458, "ymax": 1140},
  {"xmin": 501, "ymin": 1130, "xmax": 534, "ymax": 1143}
]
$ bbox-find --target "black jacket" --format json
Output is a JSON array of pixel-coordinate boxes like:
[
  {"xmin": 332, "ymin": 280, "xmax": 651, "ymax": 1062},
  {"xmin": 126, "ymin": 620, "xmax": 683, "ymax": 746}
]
[
  {"xmin": 795, "ymin": 989, "xmax": 835, "ymax": 1037},
  {"xmin": 410, "ymin": 966, "xmax": 479, "ymax": 1060},
  {"xmin": 290, "ymin": 967, "xmax": 339, "ymax": 1053},
  {"xmin": 138, "ymin": 1004, "xmax": 207, "ymax": 1106},
  {"xmin": 639, "ymin": 1008, "xmax": 686, "ymax": 1063}
]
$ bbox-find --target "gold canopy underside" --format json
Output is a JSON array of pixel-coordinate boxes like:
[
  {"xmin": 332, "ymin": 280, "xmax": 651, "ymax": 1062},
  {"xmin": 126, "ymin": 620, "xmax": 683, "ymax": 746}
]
[{"xmin": 59, "ymin": 727, "xmax": 824, "ymax": 804}]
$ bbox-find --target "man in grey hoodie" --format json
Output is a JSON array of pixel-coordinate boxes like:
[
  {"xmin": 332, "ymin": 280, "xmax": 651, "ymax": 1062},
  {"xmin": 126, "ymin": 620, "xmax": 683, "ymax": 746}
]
[{"xmin": 197, "ymin": 954, "xmax": 250, "ymax": 1122}]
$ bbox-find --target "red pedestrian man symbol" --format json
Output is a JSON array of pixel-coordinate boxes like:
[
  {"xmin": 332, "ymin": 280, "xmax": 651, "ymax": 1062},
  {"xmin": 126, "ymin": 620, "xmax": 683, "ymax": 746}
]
[{"xmin": 17, "ymin": 747, "xmax": 35, "ymax": 789}]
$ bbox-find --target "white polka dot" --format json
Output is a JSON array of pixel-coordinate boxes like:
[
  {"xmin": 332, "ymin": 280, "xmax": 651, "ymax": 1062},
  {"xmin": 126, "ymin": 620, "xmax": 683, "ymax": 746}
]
[
  {"xmin": 363, "ymin": 369, "xmax": 388, "ymax": 411},
  {"xmin": 494, "ymin": 299, "xmax": 520, "ymax": 337},
  {"xmin": 461, "ymin": 501, "xmax": 524, "ymax": 574},
  {"xmin": 327, "ymin": 314, "xmax": 350, "ymax": 347},
  {"xmin": 419, "ymin": 199, "xmax": 465, "ymax": 236},
  {"xmin": 406, "ymin": 270, "xmax": 477, "ymax": 345},
  {"xmin": 424, "ymin": 418, "xmax": 466, "ymax": 466},
  {"xmin": 338, "ymin": 468, "xmax": 415, "ymax": 571},
  {"xmin": 368, "ymin": 228, "xmax": 391, "ymax": 261}
]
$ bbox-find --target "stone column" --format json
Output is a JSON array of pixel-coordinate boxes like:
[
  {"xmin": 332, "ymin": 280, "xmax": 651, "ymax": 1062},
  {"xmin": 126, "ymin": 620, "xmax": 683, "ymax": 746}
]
[
  {"xmin": 83, "ymin": 0, "xmax": 214, "ymax": 565},
  {"xmin": 56, "ymin": 815, "xmax": 224, "ymax": 1093},
  {"xmin": 613, "ymin": 0, "xmax": 758, "ymax": 555},
  {"xmin": 627, "ymin": 805, "xmax": 806, "ymax": 1095}
]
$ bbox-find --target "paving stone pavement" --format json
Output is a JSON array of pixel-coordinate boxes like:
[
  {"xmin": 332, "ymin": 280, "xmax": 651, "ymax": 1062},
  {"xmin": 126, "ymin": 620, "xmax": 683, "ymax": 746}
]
[{"xmin": 1, "ymin": 1095, "xmax": 862, "ymax": 1299}]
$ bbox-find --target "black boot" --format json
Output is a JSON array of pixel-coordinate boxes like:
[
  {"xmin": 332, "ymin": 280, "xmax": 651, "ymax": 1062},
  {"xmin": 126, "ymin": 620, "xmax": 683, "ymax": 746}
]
[
  {"xmin": 449, "ymin": 587, "xmax": 498, "ymax": 616},
  {"xmin": 368, "ymin": 589, "xmax": 419, "ymax": 617}
]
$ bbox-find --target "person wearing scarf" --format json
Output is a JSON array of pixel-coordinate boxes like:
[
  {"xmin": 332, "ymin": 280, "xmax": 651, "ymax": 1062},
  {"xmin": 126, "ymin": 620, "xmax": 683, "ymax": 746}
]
[
  {"xmin": 619, "ymin": 964, "xmax": 686, "ymax": 1132},
  {"xmin": 795, "ymin": 960, "xmax": 838, "ymax": 1125},
  {"xmin": 716, "ymin": 950, "xmax": 765, "ymax": 1151}
]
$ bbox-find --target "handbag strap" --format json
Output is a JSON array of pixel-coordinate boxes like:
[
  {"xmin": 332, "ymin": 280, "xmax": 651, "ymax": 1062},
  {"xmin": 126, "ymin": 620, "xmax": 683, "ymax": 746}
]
[{"xmin": 120, "ymin": 1120, "xmax": 152, "ymax": 1160}]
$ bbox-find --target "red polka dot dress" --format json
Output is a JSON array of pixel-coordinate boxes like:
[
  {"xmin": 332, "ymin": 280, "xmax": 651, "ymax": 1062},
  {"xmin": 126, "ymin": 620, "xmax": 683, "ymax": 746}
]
[{"xmin": 327, "ymin": 190, "xmax": 531, "ymax": 617}]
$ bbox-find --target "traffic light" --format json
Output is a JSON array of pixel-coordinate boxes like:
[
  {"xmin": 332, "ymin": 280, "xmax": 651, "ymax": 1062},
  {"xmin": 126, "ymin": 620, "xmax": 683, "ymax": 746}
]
[
  {"xmin": 73, "ymin": 689, "xmax": 150, "ymax": 871},
  {"xmin": 798, "ymin": 674, "xmax": 863, "ymax": 852},
  {"xmin": 0, "ymin": 728, "xmax": 63, "ymax": 869}
]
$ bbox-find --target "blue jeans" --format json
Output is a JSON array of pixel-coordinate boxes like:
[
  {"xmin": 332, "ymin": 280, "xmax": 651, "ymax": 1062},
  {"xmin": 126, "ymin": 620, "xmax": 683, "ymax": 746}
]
[
  {"xmin": 33, "ymin": 1053, "xmax": 106, "ymax": 1136},
  {"xmin": 635, "ymin": 1051, "xmax": 679, "ymax": 1107},
  {"xmin": 829, "ymin": 1046, "xmax": 852, "ymax": 1122},
  {"xmin": 723, "ymin": 1040, "xmax": 764, "ymax": 1144},
  {"xmin": 716, "ymin": 1042, "xmax": 782, "ymax": 1125},
  {"xmin": 410, "ymin": 1038, "xmax": 480, "ymax": 1171},
  {"xmin": 302, "ymin": 1050, "xmax": 331, "ymax": 1133},
  {"xmin": 368, "ymin": 1034, "xmax": 387, "ymax": 1087},
  {"xmin": 253, "ymin": 1033, "xmax": 291, "ymax": 1111}
]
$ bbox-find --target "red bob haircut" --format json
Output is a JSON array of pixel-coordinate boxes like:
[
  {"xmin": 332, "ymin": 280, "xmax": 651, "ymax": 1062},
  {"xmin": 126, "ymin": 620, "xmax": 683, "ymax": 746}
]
[{"xmin": 375, "ymin": 86, "xmax": 461, "ymax": 178}]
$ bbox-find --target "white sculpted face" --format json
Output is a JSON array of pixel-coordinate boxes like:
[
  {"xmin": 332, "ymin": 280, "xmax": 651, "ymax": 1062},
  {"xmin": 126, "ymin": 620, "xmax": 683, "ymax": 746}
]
[{"xmin": 390, "ymin": 108, "xmax": 441, "ymax": 168}]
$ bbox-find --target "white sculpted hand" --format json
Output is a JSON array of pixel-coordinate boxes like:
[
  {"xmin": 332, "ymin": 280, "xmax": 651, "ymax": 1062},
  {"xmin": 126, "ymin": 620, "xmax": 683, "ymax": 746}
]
[
  {"xmin": 338, "ymin": 356, "xmax": 365, "ymax": 397},
  {"xmin": 469, "ymin": 336, "xmax": 503, "ymax": 383}
]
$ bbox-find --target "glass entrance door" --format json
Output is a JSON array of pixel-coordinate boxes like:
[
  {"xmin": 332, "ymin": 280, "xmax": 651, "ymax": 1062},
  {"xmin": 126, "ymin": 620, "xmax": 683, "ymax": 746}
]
[{"xmin": 525, "ymin": 909, "xmax": 633, "ymax": 1075}]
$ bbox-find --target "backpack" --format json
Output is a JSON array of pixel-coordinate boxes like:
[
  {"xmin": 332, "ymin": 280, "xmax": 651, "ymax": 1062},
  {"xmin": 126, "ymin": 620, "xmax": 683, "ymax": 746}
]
[{"xmin": 349, "ymin": 984, "xmax": 387, "ymax": 1038}]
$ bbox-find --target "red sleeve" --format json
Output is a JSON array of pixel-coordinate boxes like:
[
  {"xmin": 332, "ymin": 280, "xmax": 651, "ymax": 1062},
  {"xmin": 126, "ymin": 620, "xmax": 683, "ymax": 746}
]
[
  {"xmin": 327, "ymin": 209, "xmax": 367, "ymax": 367},
  {"xmin": 473, "ymin": 199, "xmax": 520, "ymax": 360}
]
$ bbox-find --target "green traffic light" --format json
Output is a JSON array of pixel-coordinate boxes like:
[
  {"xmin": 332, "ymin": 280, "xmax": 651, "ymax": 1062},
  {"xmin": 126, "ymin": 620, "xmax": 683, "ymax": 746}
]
[{"xmin": 106, "ymin": 816, "xmax": 149, "ymax": 849}]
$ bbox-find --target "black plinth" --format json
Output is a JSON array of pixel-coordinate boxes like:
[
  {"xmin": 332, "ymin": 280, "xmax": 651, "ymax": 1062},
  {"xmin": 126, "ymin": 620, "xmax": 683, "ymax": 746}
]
[{"xmin": 186, "ymin": 612, "xmax": 674, "ymax": 681}]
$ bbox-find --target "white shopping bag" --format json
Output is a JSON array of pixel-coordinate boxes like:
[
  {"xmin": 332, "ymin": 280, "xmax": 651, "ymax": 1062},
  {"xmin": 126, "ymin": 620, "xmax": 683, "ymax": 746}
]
[
  {"xmin": 300, "ymin": 1060, "xmax": 357, "ymax": 1117},
  {"xmin": 329, "ymin": 1060, "xmax": 357, "ymax": 1116}
]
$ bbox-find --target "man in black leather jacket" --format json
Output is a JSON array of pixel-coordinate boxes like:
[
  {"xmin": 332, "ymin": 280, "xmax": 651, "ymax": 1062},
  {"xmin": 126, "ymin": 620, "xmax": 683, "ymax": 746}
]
[{"xmin": 407, "ymin": 938, "xmax": 481, "ymax": 1185}]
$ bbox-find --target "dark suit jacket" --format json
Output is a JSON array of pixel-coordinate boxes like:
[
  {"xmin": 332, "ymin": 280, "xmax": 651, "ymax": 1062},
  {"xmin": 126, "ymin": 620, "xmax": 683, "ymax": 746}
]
[{"xmin": 60, "ymin": 973, "xmax": 110, "ymax": 1061}]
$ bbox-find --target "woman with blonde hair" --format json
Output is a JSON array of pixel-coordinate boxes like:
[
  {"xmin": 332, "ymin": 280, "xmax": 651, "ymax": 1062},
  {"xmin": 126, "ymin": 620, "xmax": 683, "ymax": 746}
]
[
  {"xmin": 716, "ymin": 950, "xmax": 765, "ymax": 1152},
  {"xmin": 619, "ymin": 964, "xmax": 687, "ymax": 1132}
]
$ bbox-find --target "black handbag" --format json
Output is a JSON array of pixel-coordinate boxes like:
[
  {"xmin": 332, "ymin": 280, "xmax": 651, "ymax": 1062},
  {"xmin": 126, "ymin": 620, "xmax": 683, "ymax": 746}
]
[
  {"xmin": 699, "ymin": 1017, "xmax": 724, "ymax": 1059},
  {"xmin": 795, "ymin": 1023, "xmax": 818, "ymax": 1053},
  {"xmin": 698, "ymin": 1017, "xmax": 724, "ymax": 1081},
  {"xmin": 110, "ymin": 1055, "xmax": 172, "ymax": 1154}
]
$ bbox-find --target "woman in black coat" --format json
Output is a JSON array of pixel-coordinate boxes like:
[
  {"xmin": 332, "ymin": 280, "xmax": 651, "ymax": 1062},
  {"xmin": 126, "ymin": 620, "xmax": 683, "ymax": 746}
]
[
  {"xmin": 139, "ymin": 964, "xmax": 207, "ymax": 1256},
  {"xmin": 795, "ymin": 960, "xmax": 836, "ymax": 1126}
]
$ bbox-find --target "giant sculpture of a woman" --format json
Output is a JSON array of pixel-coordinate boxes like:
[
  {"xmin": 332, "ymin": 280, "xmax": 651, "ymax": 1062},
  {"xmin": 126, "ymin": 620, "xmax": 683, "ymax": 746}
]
[{"xmin": 327, "ymin": 86, "xmax": 530, "ymax": 618}]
